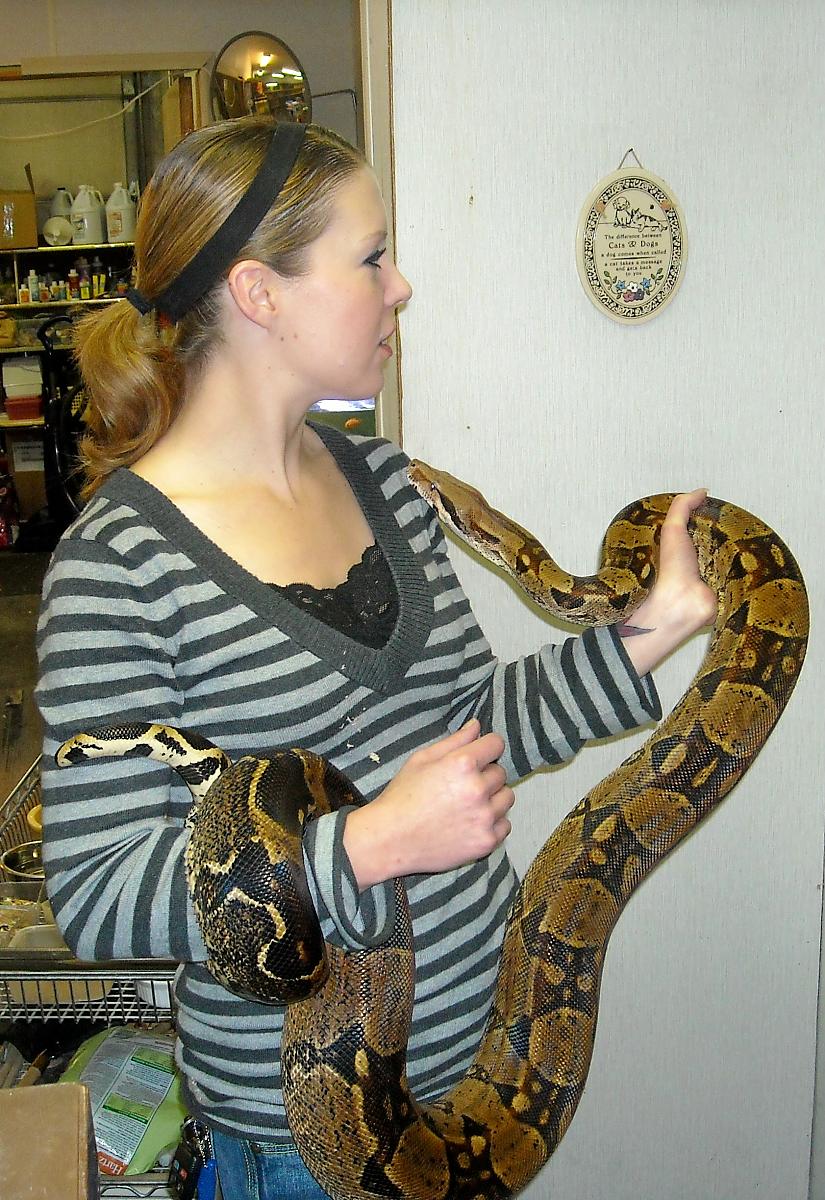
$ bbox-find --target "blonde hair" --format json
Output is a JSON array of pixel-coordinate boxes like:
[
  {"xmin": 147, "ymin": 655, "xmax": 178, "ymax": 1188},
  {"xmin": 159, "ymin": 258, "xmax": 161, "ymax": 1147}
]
[{"xmin": 74, "ymin": 117, "xmax": 364, "ymax": 498}]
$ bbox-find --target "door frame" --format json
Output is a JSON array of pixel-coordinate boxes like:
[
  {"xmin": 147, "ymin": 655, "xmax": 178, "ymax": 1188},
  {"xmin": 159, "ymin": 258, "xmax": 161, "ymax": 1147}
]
[{"xmin": 359, "ymin": 0, "xmax": 402, "ymax": 444}]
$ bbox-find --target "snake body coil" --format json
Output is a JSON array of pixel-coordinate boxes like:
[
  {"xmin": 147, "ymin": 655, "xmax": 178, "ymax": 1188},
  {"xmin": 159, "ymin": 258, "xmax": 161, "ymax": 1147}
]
[{"xmin": 56, "ymin": 463, "xmax": 809, "ymax": 1199}]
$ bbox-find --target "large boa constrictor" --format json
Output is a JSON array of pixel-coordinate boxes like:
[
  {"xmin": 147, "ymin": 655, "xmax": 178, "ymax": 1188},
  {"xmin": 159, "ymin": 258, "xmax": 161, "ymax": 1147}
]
[{"xmin": 56, "ymin": 463, "xmax": 808, "ymax": 1200}]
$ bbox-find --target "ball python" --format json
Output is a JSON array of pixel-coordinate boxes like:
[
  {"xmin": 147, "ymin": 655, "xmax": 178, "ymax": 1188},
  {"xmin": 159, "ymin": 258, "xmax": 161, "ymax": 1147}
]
[{"xmin": 55, "ymin": 461, "xmax": 809, "ymax": 1200}]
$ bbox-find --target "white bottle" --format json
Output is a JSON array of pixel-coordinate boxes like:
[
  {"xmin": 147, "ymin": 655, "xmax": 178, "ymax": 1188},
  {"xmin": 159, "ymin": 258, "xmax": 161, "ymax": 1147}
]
[
  {"xmin": 71, "ymin": 185, "xmax": 106, "ymax": 245},
  {"xmin": 50, "ymin": 187, "xmax": 74, "ymax": 219},
  {"xmin": 105, "ymin": 183, "xmax": 136, "ymax": 243}
]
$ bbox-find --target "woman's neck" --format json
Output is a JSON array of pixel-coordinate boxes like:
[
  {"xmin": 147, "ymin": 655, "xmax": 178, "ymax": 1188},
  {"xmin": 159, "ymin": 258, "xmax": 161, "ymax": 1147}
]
[{"xmin": 134, "ymin": 347, "xmax": 321, "ymax": 498}]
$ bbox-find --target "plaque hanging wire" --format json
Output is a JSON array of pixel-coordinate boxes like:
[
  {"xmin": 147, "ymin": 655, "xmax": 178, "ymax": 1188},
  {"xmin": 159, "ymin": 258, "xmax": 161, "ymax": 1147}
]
[{"xmin": 616, "ymin": 148, "xmax": 645, "ymax": 171}]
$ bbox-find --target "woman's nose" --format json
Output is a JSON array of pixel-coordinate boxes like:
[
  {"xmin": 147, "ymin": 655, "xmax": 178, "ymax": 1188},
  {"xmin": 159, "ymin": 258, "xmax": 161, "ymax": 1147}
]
[{"xmin": 387, "ymin": 263, "xmax": 413, "ymax": 306}]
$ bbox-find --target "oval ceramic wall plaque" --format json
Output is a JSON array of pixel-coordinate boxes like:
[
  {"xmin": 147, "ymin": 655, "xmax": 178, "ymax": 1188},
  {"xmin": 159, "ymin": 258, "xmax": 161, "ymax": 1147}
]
[{"xmin": 576, "ymin": 166, "xmax": 687, "ymax": 324}]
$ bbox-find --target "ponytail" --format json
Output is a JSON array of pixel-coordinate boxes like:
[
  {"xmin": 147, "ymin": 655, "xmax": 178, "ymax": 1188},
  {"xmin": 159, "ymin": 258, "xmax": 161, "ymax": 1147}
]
[{"xmin": 73, "ymin": 300, "xmax": 184, "ymax": 500}]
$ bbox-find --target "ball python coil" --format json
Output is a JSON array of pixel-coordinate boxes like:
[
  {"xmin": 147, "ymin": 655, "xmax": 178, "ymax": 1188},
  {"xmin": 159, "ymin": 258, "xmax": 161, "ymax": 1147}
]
[{"xmin": 56, "ymin": 461, "xmax": 809, "ymax": 1199}]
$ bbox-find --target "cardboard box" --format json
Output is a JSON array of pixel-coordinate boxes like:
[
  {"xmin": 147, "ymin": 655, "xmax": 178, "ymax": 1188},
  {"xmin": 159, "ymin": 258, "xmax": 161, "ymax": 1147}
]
[
  {"xmin": 0, "ymin": 165, "xmax": 38, "ymax": 249},
  {"xmin": 0, "ymin": 1081, "xmax": 100, "ymax": 1198},
  {"xmin": 4, "ymin": 428, "xmax": 46, "ymax": 519}
]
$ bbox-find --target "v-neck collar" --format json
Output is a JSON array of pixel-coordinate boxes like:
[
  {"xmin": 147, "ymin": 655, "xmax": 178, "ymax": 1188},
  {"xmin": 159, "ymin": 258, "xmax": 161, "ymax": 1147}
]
[{"xmin": 104, "ymin": 423, "xmax": 433, "ymax": 693}]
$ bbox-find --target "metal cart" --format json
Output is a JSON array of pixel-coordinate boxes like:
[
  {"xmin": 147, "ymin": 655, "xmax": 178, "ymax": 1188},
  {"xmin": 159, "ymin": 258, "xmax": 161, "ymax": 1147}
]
[{"xmin": 0, "ymin": 758, "xmax": 179, "ymax": 1197}]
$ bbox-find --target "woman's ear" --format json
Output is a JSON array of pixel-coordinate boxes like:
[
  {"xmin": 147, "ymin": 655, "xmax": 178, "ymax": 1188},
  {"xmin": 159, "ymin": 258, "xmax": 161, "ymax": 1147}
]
[{"xmin": 226, "ymin": 260, "xmax": 280, "ymax": 328}]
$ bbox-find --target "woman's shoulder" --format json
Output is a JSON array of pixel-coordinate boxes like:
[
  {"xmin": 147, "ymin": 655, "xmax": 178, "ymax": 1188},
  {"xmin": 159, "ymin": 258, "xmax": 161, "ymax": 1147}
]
[
  {"xmin": 55, "ymin": 470, "xmax": 156, "ymax": 545},
  {"xmin": 45, "ymin": 469, "xmax": 178, "ymax": 595}
]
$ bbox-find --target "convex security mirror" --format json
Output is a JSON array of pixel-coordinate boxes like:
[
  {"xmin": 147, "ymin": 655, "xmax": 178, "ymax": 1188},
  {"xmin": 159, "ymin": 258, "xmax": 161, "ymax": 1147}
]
[{"xmin": 211, "ymin": 31, "xmax": 311, "ymax": 123}]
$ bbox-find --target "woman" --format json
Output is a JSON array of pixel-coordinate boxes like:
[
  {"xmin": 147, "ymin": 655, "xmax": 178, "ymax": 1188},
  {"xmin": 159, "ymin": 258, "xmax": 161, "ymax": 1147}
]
[{"xmin": 35, "ymin": 116, "xmax": 715, "ymax": 1199}]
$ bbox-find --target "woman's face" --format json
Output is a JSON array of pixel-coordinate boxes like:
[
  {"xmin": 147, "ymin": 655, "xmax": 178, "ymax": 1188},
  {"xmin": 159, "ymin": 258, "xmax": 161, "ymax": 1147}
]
[{"xmin": 274, "ymin": 167, "xmax": 412, "ymax": 403}]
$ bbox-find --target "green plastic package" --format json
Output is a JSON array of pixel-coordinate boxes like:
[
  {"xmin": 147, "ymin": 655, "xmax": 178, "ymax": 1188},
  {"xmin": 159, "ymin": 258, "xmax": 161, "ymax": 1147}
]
[{"xmin": 60, "ymin": 1024, "xmax": 187, "ymax": 1175}]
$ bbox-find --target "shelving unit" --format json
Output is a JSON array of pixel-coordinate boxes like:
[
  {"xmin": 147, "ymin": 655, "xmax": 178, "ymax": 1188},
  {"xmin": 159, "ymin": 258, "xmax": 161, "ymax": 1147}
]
[
  {"xmin": 0, "ymin": 414, "xmax": 44, "ymax": 428},
  {"xmin": 0, "ymin": 244, "xmax": 133, "ymax": 535},
  {"xmin": 5, "ymin": 298, "xmax": 116, "ymax": 311},
  {"xmin": 0, "ymin": 242, "xmax": 134, "ymax": 311},
  {"xmin": 0, "ymin": 759, "xmax": 177, "ymax": 1022}
]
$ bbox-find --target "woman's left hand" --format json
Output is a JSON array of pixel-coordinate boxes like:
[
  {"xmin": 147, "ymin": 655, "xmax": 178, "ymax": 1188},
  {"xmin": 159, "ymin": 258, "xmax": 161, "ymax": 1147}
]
[{"xmin": 616, "ymin": 489, "xmax": 718, "ymax": 677}]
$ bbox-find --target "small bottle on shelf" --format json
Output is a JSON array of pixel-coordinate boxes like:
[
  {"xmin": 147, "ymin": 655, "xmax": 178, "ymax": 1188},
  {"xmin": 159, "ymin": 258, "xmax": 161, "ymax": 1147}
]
[
  {"xmin": 91, "ymin": 255, "xmax": 105, "ymax": 298},
  {"xmin": 78, "ymin": 259, "xmax": 91, "ymax": 300},
  {"xmin": 67, "ymin": 269, "xmax": 80, "ymax": 299}
]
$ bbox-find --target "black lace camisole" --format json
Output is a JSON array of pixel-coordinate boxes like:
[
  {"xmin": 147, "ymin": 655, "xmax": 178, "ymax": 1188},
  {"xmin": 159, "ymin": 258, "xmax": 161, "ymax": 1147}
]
[{"xmin": 269, "ymin": 543, "xmax": 398, "ymax": 649}]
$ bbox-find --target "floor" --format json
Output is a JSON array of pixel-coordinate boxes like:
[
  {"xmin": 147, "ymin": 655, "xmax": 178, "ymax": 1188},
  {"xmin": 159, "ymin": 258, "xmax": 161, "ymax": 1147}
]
[{"xmin": 0, "ymin": 551, "xmax": 50, "ymax": 807}]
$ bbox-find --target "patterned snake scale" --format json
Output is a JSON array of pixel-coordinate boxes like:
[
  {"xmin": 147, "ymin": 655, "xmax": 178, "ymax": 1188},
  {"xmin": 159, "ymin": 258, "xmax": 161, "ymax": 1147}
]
[{"xmin": 56, "ymin": 460, "xmax": 809, "ymax": 1200}]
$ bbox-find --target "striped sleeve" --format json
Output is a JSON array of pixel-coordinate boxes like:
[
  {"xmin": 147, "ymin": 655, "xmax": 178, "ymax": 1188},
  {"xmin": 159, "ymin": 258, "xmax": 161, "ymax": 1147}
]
[
  {"xmin": 415, "ymin": 502, "xmax": 661, "ymax": 783},
  {"xmin": 35, "ymin": 521, "xmax": 207, "ymax": 963},
  {"xmin": 302, "ymin": 809, "xmax": 396, "ymax": 950},
  {"xmin": 475, "ymin": 625, "xmax": 661, "ymax": 779}
]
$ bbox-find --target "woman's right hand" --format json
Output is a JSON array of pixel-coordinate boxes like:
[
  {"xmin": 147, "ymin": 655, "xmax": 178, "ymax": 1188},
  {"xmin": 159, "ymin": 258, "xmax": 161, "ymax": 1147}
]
[{"xmin": 343, "ymin": 719, "xmax": 514, "ymax": 890}]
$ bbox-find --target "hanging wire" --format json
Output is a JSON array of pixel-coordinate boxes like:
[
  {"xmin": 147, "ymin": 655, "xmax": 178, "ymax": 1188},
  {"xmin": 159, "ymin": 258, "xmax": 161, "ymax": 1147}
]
[
  {"xmin": 0, "ymin": 74, "xmax": 168, "ymax": 142},
  {"xmin": 617, "ymin": 148, "xmax": 644, "ymax": 170}
]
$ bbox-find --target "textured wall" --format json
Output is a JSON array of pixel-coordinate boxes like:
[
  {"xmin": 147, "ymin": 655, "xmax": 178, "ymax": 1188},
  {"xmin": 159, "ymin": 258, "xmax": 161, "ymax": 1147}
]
[{"xmin": 393, "ymin": 2, "xmax": 824, "ymax": 1197}]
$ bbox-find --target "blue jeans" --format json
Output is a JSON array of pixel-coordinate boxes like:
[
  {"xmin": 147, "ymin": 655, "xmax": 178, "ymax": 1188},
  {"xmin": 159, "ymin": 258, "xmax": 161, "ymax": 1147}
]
[{"xmin": 211, "ymin": 1129, "xmax": 331, "ymax": 1200}]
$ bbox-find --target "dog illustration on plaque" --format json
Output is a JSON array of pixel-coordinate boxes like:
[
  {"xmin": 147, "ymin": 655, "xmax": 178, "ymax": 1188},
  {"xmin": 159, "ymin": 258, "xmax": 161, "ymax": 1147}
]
[{"xmin": 612, "ymin": 195, "xmax": 666, "ymax": 231}]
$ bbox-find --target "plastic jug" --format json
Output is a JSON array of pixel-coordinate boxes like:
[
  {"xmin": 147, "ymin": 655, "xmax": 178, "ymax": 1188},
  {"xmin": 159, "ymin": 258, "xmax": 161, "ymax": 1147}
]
[
  {"xmin": 49, "ymin": 187, "xmax": 74, "ymax": 219},
  {"xmin": 105, "ymin": 183, "xmax": 136, "ymax": 243},
  {"xmin": 70, "ymin": 185, "xmax": 105, "ymax": 245}
]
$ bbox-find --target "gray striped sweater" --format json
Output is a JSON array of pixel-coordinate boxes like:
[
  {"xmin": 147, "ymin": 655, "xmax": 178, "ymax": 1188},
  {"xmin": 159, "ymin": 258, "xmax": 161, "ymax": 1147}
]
[{"xmin": 35, "ymin": 425, "xmax": 660, "ymax": 1143}]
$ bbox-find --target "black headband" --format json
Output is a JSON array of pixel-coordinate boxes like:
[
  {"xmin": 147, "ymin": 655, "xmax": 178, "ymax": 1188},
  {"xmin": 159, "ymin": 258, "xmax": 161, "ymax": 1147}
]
[{"xmin": 126, "ymin": 121, "xmax": 307, "ymax": 323}]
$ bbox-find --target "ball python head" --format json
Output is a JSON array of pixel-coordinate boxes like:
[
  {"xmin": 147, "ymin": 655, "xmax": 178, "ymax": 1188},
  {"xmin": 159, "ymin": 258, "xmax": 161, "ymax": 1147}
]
[{"xmin": 56, "ymin": 461, "xmax": 809, "ymax": 1200}]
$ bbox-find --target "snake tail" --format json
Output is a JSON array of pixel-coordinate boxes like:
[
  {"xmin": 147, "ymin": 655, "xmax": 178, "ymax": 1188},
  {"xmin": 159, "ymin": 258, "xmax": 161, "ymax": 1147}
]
[{"xmin": 55, "ymin": 721, "xmax": 231, "ymax": 801}]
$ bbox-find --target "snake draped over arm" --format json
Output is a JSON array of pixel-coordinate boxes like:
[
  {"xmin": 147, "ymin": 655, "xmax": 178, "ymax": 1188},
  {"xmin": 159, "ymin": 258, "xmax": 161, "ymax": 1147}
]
[{"xmin": 56, "ymin": 461, "xmax": 809, "ymax": 1200}]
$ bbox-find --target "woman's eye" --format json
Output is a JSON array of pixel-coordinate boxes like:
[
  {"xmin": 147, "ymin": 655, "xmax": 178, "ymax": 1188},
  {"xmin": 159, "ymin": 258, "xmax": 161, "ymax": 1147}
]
[{"xmin": 365, "ymin": 247, "xmax": 386, "ymax": 268}]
